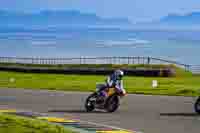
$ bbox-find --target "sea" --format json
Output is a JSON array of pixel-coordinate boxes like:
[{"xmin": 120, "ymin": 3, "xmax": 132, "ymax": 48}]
[{"xmin": 0, "ymin": 27, "xmax": 199, "ymax": 65}]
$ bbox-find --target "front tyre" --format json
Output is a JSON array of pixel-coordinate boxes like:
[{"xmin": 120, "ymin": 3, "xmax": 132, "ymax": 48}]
[
  {"xmin": 194, "ymin": 97, "xmax": 200, "ymax": 114},
  {"xmin": 85, "ymin": 93, "xmax": 97, "ymax": 112},
  {"xmin": 105, "ymin": 95, "xmax": 119, "ymax": 113}
]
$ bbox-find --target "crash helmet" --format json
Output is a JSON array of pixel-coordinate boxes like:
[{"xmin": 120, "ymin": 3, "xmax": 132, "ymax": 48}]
[{"xmin": 114, "ymin": 69, "xmax": 124, "ymax": 80}]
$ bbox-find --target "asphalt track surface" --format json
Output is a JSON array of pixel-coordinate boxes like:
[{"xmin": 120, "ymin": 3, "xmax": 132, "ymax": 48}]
[{"xmin": 0, "ymin": 88, "xmax": 200, "ymax": 133}]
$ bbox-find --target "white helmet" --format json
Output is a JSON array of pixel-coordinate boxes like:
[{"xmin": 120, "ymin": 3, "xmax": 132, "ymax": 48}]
[{"xmin": 115, "ymin": 69, "xmax": 124, "ymax": 80}]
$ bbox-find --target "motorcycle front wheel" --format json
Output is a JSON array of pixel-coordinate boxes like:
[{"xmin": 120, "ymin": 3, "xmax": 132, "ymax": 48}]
[{"xmin": 104, "ymin": 94, "xmax": 119, "ymax": 113}]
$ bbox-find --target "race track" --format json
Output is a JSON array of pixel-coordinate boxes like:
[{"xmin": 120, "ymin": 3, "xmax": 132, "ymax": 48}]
[{"xmin": 0, "ymin": 88, "xmax": 199, "ymax": 133}]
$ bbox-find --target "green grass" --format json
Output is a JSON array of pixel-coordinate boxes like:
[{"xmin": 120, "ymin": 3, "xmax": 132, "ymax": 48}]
[
  {"xmin": 0, "ymin": 113, "xmax": 74, "ymax": 133},
  {"xmin": 0, "ymin": 70, "xmax": 200, "ymax": 96},
  {"xmin": 0, "ymin": 62, "xmax": 186, "ymax": 70}
]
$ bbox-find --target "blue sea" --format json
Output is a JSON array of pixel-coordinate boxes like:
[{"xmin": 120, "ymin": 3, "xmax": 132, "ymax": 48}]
[{"xmin": 0, "ymin": 28, "xmax": 200, "ymax": 65}]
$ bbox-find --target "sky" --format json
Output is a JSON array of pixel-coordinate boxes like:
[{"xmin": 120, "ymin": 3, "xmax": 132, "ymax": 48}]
[{"xmin": 1, "ymin": 0, "xmax": 200, "ymax": 23}]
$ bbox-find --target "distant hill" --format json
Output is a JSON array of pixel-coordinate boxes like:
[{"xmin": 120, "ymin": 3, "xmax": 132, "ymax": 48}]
[{"xmin": 0, "ymin": 10, "xmax": 132, "ymax": 28}]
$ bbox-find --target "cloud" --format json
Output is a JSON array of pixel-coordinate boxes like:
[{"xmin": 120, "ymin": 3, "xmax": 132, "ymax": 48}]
[
  {"xmin": 95, "ymin": 39, "xmax": 150, "ymax": 48},
  {"xmin": 0, "ymin": 0, "xmax": 200, "ymax": 22}
]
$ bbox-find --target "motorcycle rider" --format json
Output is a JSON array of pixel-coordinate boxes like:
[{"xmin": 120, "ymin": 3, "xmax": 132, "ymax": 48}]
[{"xmin": 97, "ymin": 69, "xmax": 126, "ymax": 103}]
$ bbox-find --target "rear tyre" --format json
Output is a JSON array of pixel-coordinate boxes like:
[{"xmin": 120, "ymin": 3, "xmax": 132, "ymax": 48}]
[
  {"xmin": 194, "ymin": 97, "xmax": 200, "ymax": 114},
  {"xmin": 85, "ymin": 93, "xmax": 97, "ymax": 112},
  {"xmin": 105, "ymin": 95, "xmax": 119, "ymax": 113}
]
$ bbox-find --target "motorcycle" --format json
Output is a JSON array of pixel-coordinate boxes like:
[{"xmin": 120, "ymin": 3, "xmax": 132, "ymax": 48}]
[
  {"xmin": 85, "ymin": 85, "xmax": 124, "ymax": 113},
  {"xmin": 194, "ymin": 97, "xmax": 200, "ymax": 114}
]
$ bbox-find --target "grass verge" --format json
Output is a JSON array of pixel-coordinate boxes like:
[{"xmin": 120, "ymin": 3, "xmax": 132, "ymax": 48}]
[
  {"xmin": 0, "ymin": 70, "xmax": 200, "ymax": 96},
  {"xmin": 0, "ymin": 113, "xmax": 74, "ymax": 133}
]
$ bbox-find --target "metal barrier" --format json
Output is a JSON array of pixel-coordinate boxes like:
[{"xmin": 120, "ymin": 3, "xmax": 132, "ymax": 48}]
[{"xmin": 188, "ymin": 65, "xmax": 200, "ymax": 74}]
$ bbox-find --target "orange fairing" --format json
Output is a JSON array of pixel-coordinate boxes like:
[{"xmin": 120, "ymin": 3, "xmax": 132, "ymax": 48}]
[
  {"xmin": 107, "ymin": 88, "xmax": 126, "ymax": 97},
  {"xmin": 107, "ymin": 88, "xmax": 116, "ymax": 96}
]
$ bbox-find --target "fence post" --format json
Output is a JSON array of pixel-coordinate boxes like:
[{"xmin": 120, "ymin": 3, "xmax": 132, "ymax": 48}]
[
  {"xmin": 83, "ymin": 57, "xmax": 85, "ymax": 64},
  {"xmin": 147, "ymin": 57, "xmax": 150, "ymax": 64},
  {"xmin": 185, "ymin": 65, "xmax": 190, "ymax": 71},
  {"xmin": 132, "ymin": 57, "xmax": 134, "ymax": 64},
  {"xmin": 128, "ymin": 57, "xmax": 130, "ymax": 64}
]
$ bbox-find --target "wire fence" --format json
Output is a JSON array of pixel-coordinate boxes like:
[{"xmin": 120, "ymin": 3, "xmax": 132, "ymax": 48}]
[{"xmin": 0, "ymin": 56, "xmax": 193, "ymax": 71}]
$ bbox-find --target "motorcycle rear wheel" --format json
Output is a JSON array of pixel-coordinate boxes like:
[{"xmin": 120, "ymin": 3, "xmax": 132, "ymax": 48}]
[{"xmin": 85, "ymin": 92, "xmax": 97, "ymax": 112}]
